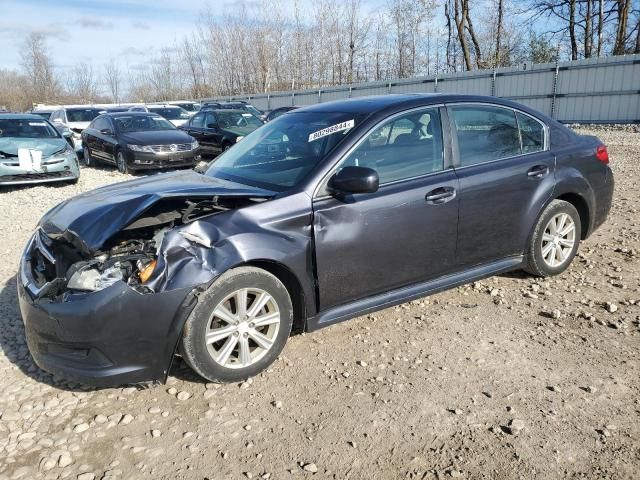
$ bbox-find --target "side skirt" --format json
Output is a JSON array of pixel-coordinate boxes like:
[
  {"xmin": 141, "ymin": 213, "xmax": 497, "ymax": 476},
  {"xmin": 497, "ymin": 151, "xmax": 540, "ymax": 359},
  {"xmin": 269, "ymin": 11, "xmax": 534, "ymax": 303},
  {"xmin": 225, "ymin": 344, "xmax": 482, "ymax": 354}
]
[{"xmin": 306, "ymin": 255, "xmax": 526, "ymax": 332}]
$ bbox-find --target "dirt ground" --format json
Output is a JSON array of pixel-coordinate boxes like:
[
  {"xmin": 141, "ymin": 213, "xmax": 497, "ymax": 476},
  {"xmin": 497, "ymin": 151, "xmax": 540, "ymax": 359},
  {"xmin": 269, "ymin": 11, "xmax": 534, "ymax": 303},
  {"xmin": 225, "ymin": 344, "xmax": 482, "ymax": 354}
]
[{"xmin": 0, "ymin": 126, "xmax": 638, "ymax": 480}]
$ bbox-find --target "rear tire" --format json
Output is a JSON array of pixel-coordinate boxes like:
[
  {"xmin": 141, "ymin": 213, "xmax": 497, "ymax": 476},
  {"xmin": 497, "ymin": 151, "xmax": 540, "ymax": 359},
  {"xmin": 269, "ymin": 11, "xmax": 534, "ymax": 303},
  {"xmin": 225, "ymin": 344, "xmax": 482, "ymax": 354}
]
[
  {"xmin": 180, "ymin": 267, "xmax": 293, "ymax": 383},
  {"xmin": 525, "ymin": 200, "xmax": 581, "ymax": 277}
]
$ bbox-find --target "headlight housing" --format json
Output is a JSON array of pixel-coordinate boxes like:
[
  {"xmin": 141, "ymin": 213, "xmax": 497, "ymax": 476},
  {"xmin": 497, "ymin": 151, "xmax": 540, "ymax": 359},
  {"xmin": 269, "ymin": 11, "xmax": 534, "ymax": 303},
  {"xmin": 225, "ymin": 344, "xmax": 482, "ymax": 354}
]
[
  {"xmin": 191, "ymin": 140, "xmax": 199, "ymax": 150},
  {"xmin": 128, "ymin": 144, "xmax": 154, "ymax": 153},
  {"xmin": 67, "ymin": 262, "xmax": 124, "ymax": 292},
  {"xmin": 235, "ymin": 136, "xmax": 244, "ymax": 143}
]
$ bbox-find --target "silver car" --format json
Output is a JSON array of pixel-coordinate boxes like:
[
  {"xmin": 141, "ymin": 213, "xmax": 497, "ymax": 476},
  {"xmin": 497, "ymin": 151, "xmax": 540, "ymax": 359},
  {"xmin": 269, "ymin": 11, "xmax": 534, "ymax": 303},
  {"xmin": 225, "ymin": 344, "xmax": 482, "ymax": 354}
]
[{"xmin": 0, "ymin": 114, "xmax": 80, "ymax": 186}]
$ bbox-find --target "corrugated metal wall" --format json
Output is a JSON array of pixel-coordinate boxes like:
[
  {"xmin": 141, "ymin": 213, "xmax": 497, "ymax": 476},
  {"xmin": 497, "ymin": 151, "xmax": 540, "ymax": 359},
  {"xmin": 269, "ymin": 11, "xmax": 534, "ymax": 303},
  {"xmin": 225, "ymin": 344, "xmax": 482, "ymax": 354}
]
[{"xmin": 209, "ymin": 54, "xmax": 640, "ymax": 123}]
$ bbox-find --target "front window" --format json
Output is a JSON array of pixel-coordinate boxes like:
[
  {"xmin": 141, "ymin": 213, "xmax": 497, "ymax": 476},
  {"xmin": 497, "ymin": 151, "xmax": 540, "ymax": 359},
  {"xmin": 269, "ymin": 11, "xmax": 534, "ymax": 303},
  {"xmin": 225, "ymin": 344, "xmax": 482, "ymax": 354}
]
[
  {"xmin": 206, "ymin": 111, "xmax": 366, "ymax": 191},
  {"xmin": 335, "ymin": 107, "xmax": 444, "ymax": 184},
  {"xmin": 0, "ymin": 118, "xmax": 60, "ymax": 138},
  {"xmin": 216, "ymin": 111, "xmax": 263, "ymax": 129},
  {"xmin": 113, "ymin": 115, "xmax": 175, "ymax": 132},
  {"xmin": 148, "ymin": 107, "xmax": 191, "ymax": 120},
  {"xmin": 66, "ymin": 108, "xmax": 103, "ymax": 123}
]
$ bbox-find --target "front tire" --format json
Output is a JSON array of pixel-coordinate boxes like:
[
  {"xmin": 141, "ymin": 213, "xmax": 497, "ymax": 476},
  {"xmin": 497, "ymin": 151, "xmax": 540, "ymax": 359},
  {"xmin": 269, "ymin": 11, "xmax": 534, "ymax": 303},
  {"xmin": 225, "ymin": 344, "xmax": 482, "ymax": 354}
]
[
  {"xmin": 180, "ymin": 267, "xmax": 293, "ymax": 383},
  {"xmin": 83, "ymin": 147, "xmax": 93, "ymax": 167},
  {"xmin": 116, "ymin": 150, "xmax": 129, "ymax": 174},
  {"xmin": 525, "ymin": 199, "xmax": 581, "ymax": 277}
]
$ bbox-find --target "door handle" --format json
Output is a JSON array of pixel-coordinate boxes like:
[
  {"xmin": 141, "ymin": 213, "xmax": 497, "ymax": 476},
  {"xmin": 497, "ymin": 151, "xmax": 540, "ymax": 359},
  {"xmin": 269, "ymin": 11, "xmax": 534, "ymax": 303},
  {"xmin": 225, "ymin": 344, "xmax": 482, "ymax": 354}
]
[
  {"xmin": 425, "ymin": 186, "xmax": 456, "ymax": 204},
  {"xmin": 527, "ymin": 165, "xmax": 549, "ymax": 178}
]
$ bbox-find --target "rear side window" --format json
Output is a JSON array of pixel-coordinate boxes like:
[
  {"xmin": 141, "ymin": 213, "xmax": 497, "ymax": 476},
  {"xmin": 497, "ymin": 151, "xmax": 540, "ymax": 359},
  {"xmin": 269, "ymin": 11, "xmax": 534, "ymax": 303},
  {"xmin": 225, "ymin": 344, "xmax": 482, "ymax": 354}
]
[
  {"xmin": 451, "ymin": 105, "xmax": 520, "ymax": 166},
  {"xmin": 517, "ymin": 112, "xmax": 544, "ymax": 153},
  {"xmin": 337, "ymin": 107, "xmax": 444, "ymax": 184}
]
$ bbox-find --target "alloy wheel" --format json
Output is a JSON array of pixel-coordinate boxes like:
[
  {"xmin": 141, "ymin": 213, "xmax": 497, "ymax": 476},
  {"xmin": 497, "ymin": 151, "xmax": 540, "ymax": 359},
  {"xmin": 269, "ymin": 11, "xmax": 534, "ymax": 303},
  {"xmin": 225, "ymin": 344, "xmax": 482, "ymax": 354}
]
[
  {"xmin": 205, "ymin": 288, "xmax": 281, "ymax": 369},
  {"xmin": 83, "ymin": 147, "xmax": 91, "ymax": 166},
  {"xmin": 117, "ymin": 152, "xmax": 127, "ymax": 173},
  {"xmin": 541, "ymin": 213, "xmax": 576, "ymax": 268}
]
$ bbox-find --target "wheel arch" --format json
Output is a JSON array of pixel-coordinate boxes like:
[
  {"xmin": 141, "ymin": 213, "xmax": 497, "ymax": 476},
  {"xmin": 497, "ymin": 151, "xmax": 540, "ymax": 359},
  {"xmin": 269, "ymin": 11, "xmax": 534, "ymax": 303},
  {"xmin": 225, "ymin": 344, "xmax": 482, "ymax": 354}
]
[
  {"xmin": 243, "ymin": 259, "xmax": 308, "ymax": 334},
  {"xmin": 554, "ymin": 192, "xmax": 590, "ymax": 239}
]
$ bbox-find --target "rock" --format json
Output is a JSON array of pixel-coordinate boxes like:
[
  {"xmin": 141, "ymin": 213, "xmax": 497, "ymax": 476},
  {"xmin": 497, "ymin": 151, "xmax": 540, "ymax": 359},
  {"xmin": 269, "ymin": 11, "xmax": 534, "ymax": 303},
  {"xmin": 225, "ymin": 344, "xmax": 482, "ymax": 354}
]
[
  {"xmin": 357, "ymin": 360, "xmax": 367, "ymax": 367},
  {"xmin": 94, "ymin": 414, "xmax": 108, "ymax": 424},
  {"xmin": 605, "ymin": 302, "xmax": 618, "ymax": 313},
  {"xmin": 151, "ymin": 429, "xmax": 161, "ymax": 438},
  {"xmin": 148, "ymin": 407, "xmax": 161, "ymax": 414},
  {"xmin": 177, "ymin": 391, "xmax": 191, "ymax": 401},
  {"xmin": 303, "ymin": 463, "xmax": 318, "ymax": 473},
  {"xmin": 548, "ymin": 385, "xmax": 561, "ymax": 393},
  {"xmin": 74, "ymin": 422, "xmax": 90, "ymax": 433},
  {"xmin": 583, "ymin": 386, "xmax": 597, "ymax": 394},
  {"xmin": 39, "ymin": 456, "xmax": 57, "ymax": 472},
  {"xmin": 550, "ymin": 309, "xmax": 561, "ymax": 319},
  {"xmin": 272, "ymin": 400, "xmax": 283, "ymax": 409},
  {"xmin": 58, "ymin": 452, "xmax": 73, "ymax": 468},
  {"xmin": 506, "ymin": 419, "xmax": 525, "ymax": 435},
  {"xmin": 120, "ymin": 414, "xmax": 134, "ymax": 425},
  {"xmin": 167, "ymin": 387, "xmax": 177, "ymax": 395},
  {"xmin": 342, "ymin": 372, "xmax": 350, "ymax": 378},
  {"xmin": 77, "ymin": 473, "xmax": 95, "ymax": 480}
]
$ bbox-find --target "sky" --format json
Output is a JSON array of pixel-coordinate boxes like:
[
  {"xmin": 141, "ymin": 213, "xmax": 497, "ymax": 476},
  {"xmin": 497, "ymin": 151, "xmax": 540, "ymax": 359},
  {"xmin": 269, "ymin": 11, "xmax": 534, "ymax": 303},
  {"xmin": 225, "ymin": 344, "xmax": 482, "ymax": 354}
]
[{"xmin": 0, "ymin": 0, "xmax": 216, "ymax": 72}]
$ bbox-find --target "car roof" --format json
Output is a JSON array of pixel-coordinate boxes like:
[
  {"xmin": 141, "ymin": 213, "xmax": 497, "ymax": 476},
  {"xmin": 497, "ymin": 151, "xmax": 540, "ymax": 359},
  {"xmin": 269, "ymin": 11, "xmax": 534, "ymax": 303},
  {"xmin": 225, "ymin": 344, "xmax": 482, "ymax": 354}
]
[
  {"xmin": 206, "ymin": 109, "xmax": 252, "ymax": 114},
  {"xmin": 103, "ymin": 112, "xmax": 159, "ymax": 117},
  {"xmin": 0, "ymin": 113, "xmax": 52, "ymax": 121},
  {"xmin": 295, "ymin": 93, "xmax": 538, "ymax": 115}
]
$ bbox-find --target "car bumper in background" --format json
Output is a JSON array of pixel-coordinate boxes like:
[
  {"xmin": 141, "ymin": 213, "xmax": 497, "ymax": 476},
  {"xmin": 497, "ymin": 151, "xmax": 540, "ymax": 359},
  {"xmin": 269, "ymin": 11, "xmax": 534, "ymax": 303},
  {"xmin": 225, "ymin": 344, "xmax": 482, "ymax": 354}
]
[
  {"xmin": 127, "ymin": 148, "xmax": 201, "ymax": 170},
  {"xmin": 0, "ymin": 157, "xmax": 80, "ymax": 186}
]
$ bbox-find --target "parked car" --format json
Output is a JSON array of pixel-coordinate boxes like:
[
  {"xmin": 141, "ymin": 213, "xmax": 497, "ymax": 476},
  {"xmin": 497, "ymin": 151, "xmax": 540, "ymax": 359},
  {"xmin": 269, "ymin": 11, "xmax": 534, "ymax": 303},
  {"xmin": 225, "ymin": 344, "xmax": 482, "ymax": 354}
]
[
  {"xmin": 0, "ymin": 113, "xmax": 80, "ymax": 186},
  {"xmin": 81, "ymin": 112, "xmax": 201, "ymax": 173},
  {"xmin": 18, "ymin": 94, "xmax": 613, "ymax": 387},
  {"xmin": 128, "ymin": 105, "xmax": 149, "ymax": 112},
  {"xmin": 265, "ymin": 105, "xmax": 299, "ymax": 122},
  {"xmin": 29, "ymin": 109, "xmax": 55, "ymax": 120},
  {"xmin": 147, "ymin": 105, "xmax": 192, "ymax": 127},
  {"xmin": 166, "ymin": 101, "xmax": 199, "ymax": 114},
  {"xmin": 201, "ymin": 101, "xmax": 265, "ymax": 120},
  {"xmin": 180, "ymin": 109, "xmax": 263, "ymax": 156},
  {"xmin": 49, "ymin": 106, "xmax": 104, "ymax": 152}
]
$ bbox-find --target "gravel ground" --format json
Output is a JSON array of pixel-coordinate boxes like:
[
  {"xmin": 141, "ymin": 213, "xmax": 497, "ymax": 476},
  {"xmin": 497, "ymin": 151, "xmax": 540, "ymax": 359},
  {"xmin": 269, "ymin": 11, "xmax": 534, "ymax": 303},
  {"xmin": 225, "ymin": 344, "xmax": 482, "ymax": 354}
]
[{"xmin": 0, "ymin": 127, "xmax": 638, "ymax": 480}]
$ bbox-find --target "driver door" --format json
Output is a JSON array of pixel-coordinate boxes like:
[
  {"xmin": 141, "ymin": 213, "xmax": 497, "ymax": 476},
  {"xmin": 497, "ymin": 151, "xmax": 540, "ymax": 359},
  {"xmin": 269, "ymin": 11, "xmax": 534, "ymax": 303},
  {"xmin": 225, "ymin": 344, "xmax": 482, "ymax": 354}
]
[{"xmin": 312, "ymin": 107, "xmax": 460, "ymax": 310}]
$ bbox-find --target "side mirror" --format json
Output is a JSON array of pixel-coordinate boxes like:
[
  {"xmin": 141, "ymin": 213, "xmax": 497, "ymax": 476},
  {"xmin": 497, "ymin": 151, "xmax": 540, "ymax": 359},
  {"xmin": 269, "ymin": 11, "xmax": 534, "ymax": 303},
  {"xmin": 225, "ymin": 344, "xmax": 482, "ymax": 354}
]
[
  {"xmin": 328, "ymin": 166, "xmax": 379, "ymax": 195},
  {"xmin": 100, "ymin": 128, "xmax": 114, "ymax": 136}
]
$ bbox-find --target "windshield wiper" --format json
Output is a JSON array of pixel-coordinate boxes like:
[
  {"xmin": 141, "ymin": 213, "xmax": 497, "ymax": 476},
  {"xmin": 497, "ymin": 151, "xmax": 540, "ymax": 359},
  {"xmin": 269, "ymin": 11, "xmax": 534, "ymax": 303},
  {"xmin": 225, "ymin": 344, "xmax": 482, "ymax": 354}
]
[{"xmin": 0, "ymin": 150, "xmax": 17, "ymax": 158}]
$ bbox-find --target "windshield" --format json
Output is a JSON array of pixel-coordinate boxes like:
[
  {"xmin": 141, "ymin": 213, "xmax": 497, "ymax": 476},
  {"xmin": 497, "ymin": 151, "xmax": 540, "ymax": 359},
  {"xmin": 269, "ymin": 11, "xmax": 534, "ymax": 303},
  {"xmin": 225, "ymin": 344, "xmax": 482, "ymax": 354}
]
[
  {"xmin": 113, "ymin": 115, "xmax": 176, "ymax": 132},
  {"xmin": 245, "ymin": 105, "xmax": 263, "ymax": 116},
  {"xmin": 206, "ymin": 111, "xmax": 365, "ymax": 191},
  {"xmin": 66, "ymin": 109, "xmax": 103, "ymax": 123},
  {"xmin": 148, "ymin": 107, "xmax": 191, "ymax": 120},
  {"xmin": 217, "ymin": 111, "xmax": 263, "ymax": 129},
  {"xmin": 0, "ymin": 118, "xmax": 59, "ymax": 138},
  {"xmin": 176, "ymin": 103, "xmax": 197, "ymax": 112},
  {"xmin": 31, "ymin": 111, "xmax": 53, "ymax": 119}
]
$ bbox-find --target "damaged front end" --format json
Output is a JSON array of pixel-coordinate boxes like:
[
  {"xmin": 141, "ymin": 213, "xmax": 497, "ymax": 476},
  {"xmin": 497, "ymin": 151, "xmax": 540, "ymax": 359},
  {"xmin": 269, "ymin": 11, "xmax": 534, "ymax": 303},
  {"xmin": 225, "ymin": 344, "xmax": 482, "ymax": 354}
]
[{"xmin": 28, "ymin": 195, "xmax": 267, "ymax": 300}]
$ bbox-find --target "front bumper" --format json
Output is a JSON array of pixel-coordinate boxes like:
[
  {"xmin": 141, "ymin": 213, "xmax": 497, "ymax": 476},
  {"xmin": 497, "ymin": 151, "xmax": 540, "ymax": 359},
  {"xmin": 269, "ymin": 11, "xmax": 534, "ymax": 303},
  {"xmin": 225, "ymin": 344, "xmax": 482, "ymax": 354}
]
[
  {"xmin": 18, "ymin": 236, "xmax": 196, "ymax": 387},
  {"xmin": 0, "ymin": 156, "xmax": 80, "ymax": 186},
  {"xmin": 127, "ymin": 148, "xmax": 201, "ymax": 170}
]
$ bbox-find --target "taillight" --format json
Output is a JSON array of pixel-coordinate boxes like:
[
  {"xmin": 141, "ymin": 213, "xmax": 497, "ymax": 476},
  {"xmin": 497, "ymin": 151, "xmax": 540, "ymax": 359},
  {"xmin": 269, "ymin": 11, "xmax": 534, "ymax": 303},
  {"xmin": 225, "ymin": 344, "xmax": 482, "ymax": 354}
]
[{"xmin": 595, "ymin": 145, "xmax": 609, "ymax": 164}]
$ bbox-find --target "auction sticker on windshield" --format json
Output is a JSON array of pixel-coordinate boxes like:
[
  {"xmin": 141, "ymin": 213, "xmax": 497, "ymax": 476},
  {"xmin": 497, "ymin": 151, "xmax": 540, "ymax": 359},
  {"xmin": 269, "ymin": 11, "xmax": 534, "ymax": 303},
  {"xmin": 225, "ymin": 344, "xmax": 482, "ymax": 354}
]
[{"xmin": 308, "ymin": 119, "xmax": 355, "ymax": 142}]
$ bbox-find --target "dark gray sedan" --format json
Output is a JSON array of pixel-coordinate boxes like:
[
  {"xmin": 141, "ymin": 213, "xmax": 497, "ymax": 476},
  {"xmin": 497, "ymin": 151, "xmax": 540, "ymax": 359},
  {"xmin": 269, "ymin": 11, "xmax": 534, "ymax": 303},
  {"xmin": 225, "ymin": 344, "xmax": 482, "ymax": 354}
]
[{"xmin": 18, "ymin": 94, "xmax": 613, "ymax": 386}]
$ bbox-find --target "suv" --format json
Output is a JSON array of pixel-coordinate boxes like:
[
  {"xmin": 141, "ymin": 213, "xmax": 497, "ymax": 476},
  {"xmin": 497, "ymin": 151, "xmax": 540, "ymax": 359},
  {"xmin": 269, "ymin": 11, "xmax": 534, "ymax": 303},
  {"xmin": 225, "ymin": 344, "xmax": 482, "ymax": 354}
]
[
  {"xmin": 49, "ymin": 106, "xmax": 104, "ymax": 151},
  {"xmin": 18, "ymin": 94, "xmax": 613, "ymax": 387}
]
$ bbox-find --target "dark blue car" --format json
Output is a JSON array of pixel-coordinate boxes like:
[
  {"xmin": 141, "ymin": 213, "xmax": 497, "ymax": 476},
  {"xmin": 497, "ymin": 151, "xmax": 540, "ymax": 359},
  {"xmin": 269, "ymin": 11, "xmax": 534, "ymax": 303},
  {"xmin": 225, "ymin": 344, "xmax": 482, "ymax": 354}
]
[{"xmin": 18, "ymin": 94, "xmax": 613, "ymax": 386}]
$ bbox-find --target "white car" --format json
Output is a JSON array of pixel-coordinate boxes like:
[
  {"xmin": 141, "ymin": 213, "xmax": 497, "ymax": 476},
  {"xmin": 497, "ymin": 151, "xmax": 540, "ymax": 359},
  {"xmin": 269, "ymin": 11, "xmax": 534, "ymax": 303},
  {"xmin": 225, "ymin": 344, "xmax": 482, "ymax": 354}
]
[
  {"xmin": 166, "ymin": 101, "xmax": 200, "ymax": 115},
  {"xmin": 49, "ymin": 106, "xmax": 104, "ymax": 152},
  {"xmin": 147, "ymin": 105, "xmax": 192, "ymax": 127}
]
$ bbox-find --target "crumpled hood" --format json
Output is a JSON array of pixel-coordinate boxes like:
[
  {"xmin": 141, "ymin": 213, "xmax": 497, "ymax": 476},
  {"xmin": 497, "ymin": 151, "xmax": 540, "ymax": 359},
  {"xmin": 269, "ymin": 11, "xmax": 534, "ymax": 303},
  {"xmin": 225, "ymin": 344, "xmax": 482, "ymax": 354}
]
[
  {"xmin": 39, "ymin": 170, "xmax": 275, "ymax": 252},
  {"xmin": 0, "ymin": 137, "xmax": 67, "ymax": 157}
]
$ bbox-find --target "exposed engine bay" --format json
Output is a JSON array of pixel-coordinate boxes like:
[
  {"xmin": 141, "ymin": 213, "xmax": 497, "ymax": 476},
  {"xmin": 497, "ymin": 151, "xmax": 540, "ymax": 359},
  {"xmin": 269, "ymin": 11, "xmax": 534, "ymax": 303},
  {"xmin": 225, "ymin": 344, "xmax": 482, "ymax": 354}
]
[{"xmin": 33, "ymin": 195, "xmax": 268, "ymax": 297}]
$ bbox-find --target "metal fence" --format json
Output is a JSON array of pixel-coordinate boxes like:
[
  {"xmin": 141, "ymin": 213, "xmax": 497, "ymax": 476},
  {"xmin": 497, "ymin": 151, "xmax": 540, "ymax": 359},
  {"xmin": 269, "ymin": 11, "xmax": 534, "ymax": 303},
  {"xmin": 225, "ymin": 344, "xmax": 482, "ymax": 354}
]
[{"xmin": 209, "ymin": 54, "xmax": 640, "ymax": 123}]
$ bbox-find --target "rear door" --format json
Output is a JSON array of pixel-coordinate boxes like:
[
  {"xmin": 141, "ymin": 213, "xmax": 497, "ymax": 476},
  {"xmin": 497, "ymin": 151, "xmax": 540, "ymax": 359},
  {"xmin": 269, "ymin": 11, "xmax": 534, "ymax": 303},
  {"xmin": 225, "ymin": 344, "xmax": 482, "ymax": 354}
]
[
  {"xmin": 448, "ymin": 104, "xmax": 555, "ymax": 266},
  {"xmin": 313, "ymin": 106, "xmax": 459, "ymax": 310},
  {"xmin": 203, "ymin": 112, "xmax": 224, "ymax": 155}
]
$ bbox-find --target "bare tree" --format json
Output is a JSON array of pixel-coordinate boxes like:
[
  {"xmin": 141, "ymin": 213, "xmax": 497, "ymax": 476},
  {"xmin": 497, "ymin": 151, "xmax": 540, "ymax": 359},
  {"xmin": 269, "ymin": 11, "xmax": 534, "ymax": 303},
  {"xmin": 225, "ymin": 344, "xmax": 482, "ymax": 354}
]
[
  {"xmin": 67, "ymin": 62, "xmax": 98, "ymax": 103},
  {"xmin": 104, "ymin": 58, "xmax": 121, "ymax": 103},
  {"xmin": 613, "ymin": 0, "xmax": 631, "ymax": 54},
  {"xmin": 19, "ymin": 32, "xmax": 57, "ymax": 105},
  {"xmin": 495, "ymin": 0, "xmax": 504, "ymax": 66}
]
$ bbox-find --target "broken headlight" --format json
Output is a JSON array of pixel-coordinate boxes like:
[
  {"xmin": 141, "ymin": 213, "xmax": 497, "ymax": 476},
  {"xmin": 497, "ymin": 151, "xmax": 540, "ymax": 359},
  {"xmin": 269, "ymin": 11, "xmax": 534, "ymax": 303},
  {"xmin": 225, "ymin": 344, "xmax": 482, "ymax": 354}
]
[{"xmin": 67, "ymin": 262, "xmax": 125, "ymax": 292}]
